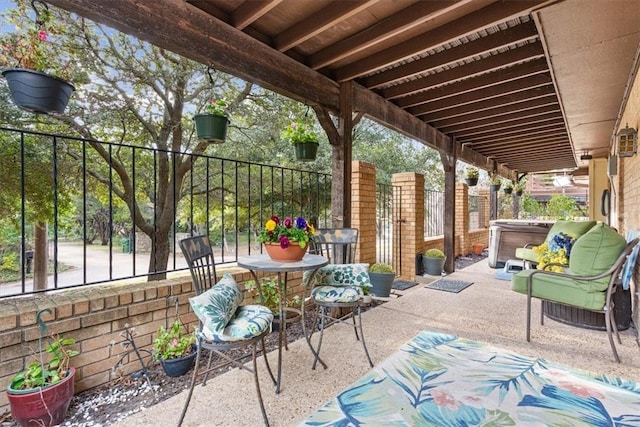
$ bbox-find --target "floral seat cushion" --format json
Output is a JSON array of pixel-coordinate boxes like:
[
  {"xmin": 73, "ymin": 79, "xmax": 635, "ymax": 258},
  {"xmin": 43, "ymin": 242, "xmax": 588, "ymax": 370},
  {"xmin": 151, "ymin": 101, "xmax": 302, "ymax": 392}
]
[
  {"xmin": 311, "ymin": 285, "xmax": 364, "ymax": 303},
  {"xmin": 303, "ymin": 263, "xmax": 372, "ymax": 289},
  {"xmin": 203, "ymin": 305, "xmax": 274, "ymax": 342}
]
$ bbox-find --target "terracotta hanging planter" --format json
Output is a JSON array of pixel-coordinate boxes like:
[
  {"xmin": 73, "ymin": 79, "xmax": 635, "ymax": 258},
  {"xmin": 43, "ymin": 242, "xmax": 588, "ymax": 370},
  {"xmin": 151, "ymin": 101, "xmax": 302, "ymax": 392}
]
[{"xmin": 2, "ymin": 68, "xmax": 75, "ymax": 115}]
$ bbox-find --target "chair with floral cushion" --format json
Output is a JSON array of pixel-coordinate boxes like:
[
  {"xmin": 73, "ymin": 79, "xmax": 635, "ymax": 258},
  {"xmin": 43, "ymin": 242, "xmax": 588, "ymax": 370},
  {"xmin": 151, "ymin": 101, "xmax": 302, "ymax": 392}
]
[
  {"xmin": 304, "ymin": 228, "xmax": 374, "ymax": 370},
  {"xmin": 178, "ymin": 235, "xmax": 275, "ymax": 426}
]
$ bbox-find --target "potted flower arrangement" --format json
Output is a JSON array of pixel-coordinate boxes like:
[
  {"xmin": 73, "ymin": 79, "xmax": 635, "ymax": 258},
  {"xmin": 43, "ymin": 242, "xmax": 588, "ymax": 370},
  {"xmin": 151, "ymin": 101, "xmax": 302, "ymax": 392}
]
[
  {"xmin": 7, "ymin": 333, "xmax": 78, "ymax": 427},
  {"xmin": 368, "ymin": 262, "xmax": 395, "ymax": 298},
  {"xmin": 281, "ymin": 119, "xmax": 319, "ymax": 162},
  {"xmin": 423, "ymin": 248, "xmax": 446, "ymax": 276},
  {"xmin": 153, "ymin": 319, "xmax": 196, "ymax": 377},
  {"xmin": 193, "ymin": 98, "xmax": 229, "ymax": 143},
  {"xmin": 257, "ymin": 215, "xmax": 315, "ymax": 261},
  {"xmin": 503, "ymin": 181, "xmax": 513, "ymax": 195},
  {"xmin": 0, "ymin": 1, "xmax": 81, "ymax": 114},
  {"xmin": 464, "ymin": 167, "xmax": 479, "ymax": 186},
  {"xmin": 489, "ymin": 173, "xmax": 501, "ymax": 192}
]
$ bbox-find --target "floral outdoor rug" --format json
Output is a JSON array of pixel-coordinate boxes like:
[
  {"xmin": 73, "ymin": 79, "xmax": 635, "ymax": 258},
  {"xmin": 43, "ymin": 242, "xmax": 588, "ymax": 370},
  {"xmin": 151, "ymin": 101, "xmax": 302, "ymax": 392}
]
[{"xmin": 298, "ymin": 330, "xmax": 640, "ymax": 426}]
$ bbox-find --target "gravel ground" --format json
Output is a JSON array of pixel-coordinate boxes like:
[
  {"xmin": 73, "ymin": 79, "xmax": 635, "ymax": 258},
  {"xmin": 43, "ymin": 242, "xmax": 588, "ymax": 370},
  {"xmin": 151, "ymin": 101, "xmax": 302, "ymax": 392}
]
[{"xmin": 0, "ymin": 252, "xmax": 486, "ymax": 427}]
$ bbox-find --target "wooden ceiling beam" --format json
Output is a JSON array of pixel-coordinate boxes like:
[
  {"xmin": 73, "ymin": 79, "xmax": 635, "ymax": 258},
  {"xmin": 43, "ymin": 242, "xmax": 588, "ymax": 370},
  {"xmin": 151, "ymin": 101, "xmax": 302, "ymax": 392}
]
[
  {"xmin": 333, "ymin": 0, "xmax": 548, "ymax": 81},
  {"xmin": 382, "ymin": 42, "xmax": 545, "ymax": 100},
  {"xmin": 465, "ymin": 130, "xmax": 567, "ymax": 147},
  {"xmin": 309, "ymin": 1, "xmax": 457, "ymax": 70},
  {"xmin": 478, "ymin": 138, "xmax": 570, "ymax": 154},
  {"xmin": 365, "ymin": 21, "xmax": 540, "ymax": 89},
  {"xmin": 439, "ymin": 104, "xmax": 560, "ymax": 133},
  {"xmin": 431, "ymin": 95, "xmax": 558, "ymax": 128},
  {"xmin": 461, "ymin": 125, "xmax": 567, "ymax": 145},
  {"xmin": 451, "ymin": 113, "xmax": 564, "ymax": 138},
  {"xmin": 232, "ymin": 0, "xmax": 282, "ymax": 30},
  {"xmin": 396, "ymin": 57, "xmax": 549, "ymax": 109},
  {"xmin": 274, "ymin": 0, "xmax": 378, "ymax": 52},
  {"xmin": 455, "ymin": 119, "xmax": 566, "ymax": 142},
  {"xmin": 421, "ymin": 87, "xmax": 556, "ymax": 121},
  {"xmin": 409, "ymin": 74, "xmax": 553, "ymax": 116}
]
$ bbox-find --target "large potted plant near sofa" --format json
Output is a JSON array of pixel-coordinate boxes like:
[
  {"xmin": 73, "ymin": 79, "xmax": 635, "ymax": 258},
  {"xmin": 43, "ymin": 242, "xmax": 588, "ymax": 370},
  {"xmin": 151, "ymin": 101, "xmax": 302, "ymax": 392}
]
[
  {"xmin": 368, "ymin": 262, "xmax": 395, "ymax": 297},
  {"xmin": 7, "ymin": 329, "xmax": 78, "ymax": 427}
]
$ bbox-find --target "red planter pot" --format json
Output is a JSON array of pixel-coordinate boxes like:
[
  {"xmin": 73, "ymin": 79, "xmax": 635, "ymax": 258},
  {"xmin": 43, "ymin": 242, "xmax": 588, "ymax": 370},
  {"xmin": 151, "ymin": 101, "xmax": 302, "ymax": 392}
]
[{"xmin": 7, "ymin": 367, "xmax": 76, "ymax": 427}]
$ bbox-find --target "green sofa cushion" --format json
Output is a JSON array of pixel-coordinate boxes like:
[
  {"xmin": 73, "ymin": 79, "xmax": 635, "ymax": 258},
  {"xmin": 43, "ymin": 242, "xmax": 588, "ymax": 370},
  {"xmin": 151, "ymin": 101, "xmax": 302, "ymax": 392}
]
[
  {"xmin": 511, "ymin": 269, "xmax": 606, "ymax": 310},
  {"xmin": 515, "ymin": 247, "xmax": 537, "ymax": 263},
  {"xmin": 546, "ymin": 220, "xmax": 597, "ymax": 242},
  {"xmin": 569, "ymin": 223, "xmax": 626, "ymax": 288}
]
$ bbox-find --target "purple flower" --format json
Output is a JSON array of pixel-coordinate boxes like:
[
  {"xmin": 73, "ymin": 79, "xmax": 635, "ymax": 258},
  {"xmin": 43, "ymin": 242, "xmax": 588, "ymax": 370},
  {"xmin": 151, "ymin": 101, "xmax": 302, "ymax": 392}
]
[
  {"xmin": 295, "ymin": 217, "xmax": 307, "ymax": 230},
  {"xmin": 283, "ymin": 217, "xmax": 293, "ymax": 228},
  {"xmin": 279, "ymin": 236, "xmax": 290, "ymax": 248},
  {"xmin": 270, "ymin": 215, "xmax": 280, "ymax": 225}
]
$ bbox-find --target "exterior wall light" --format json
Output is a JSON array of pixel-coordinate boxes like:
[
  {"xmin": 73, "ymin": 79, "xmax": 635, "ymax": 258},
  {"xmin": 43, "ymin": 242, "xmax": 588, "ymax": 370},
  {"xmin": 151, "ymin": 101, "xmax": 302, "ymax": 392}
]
[{"xmin": 617, "ymin": 124, "xmax": 638, "ymax": 157}]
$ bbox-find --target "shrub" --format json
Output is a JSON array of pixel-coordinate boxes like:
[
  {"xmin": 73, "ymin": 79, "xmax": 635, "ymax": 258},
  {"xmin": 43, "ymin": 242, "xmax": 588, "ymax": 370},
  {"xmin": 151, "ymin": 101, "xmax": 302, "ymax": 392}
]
[
  {"xmin": 425, "ymin": 248, "xmax": 445, "ymax": 258},
  {"xmin": 369, "ymin": 262, "xmax": 394, "ymax": 273}
]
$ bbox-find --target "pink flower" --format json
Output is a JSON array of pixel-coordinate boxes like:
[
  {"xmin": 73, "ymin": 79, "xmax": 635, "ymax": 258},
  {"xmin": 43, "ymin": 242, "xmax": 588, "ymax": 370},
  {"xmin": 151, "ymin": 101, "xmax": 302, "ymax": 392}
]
[
  {"xmin": 171, "ymin": 338, "xmax": 178, "ymax": 347},
  {"xmin": 283, "ymin": 217, "xmax": 293, "ymax": 228},
  {"xmin": 270, "ymin": 215, "xmax": 280, "ymax": 225},
  {"xmin": 558, "ymin": 381, "xmax": 604, "ymax": 399},
  {"xmin": 279, "ymin": 236, "xmax": 290, "ymax": 248},
  {"xmin": 38, "ymin": 30, "xmax": 47, "ymax": 41},
  {"xmin": 430, "ymin": 389, "xmax": 458, "ymax": 409}
]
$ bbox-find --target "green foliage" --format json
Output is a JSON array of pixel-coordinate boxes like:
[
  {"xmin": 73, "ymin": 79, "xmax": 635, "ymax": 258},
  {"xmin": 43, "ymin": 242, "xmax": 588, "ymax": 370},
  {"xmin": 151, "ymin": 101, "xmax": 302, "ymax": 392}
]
[
  {"xmin": 203, "ymin": 98, "xmax": 228, "ymax": 116},
  {"xmin": 425, "ymin": 248, "xmax": 445, "ymax": 258},
  {"xmin": 256, "ymin": 216, "xmax": 315, "ymax": 248},
  {"xmin": 280, "ymin": 119, "xmax": 319, "ymax": 144},
  {"xmin": 0, "ymin": 252, "xmax": 19, "ymax": 272},
  {"xmin": 369, "ymin": 262, "xmax": 394, "ymax": 273},
  {"xmin": 546, "ymin": 194, "xmax": 577, "ymax": 219},
  {"xmin": 245, "ymin": 278, "xmax": 300, "ymax": 313},
  {"xmin": 489, "ymin": 173, "xmax": 501, "ymax": 185},
  {"xmin": 465, "ymin": 167, "xmax": 479, "ymax": 179},
  {"xmin": 10, "ymin": 335, "xmax": 78, "ymax": 391},
  {"xmin": 153, "ymin": 319, "xmax": 195, "ymax": 361}
]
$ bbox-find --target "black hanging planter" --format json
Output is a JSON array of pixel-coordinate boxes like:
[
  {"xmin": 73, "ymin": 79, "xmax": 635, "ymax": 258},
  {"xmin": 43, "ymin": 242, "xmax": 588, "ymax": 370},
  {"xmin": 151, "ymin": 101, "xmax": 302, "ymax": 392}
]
[
  {"xmin": 294, "ymin": 141, "xmax": 319, "ymax": 162},
  {"xmin": 2, "ymin": 68, "xmax": 75, "ymax": 115},
  {"xmin": 465, "ymin": 177, "xmax": 478, "ymax": 187},
  {"xmin": 503, "ymin": 187, "xmax": 513, "ymax": 195},
  {"xmin": 515, "ymin": 190, "xmax": 523, "ymax": 197},
  {"xmin": 193, "ymin": 114, "xmax": 229, "ymax": 144},
  {"xmin": 490, "ymin": 184, "xmax": 501, "ymax": 192},
  {"xmin": 159, "ymin": 345, "xmax": 197, "ymax": 377}
]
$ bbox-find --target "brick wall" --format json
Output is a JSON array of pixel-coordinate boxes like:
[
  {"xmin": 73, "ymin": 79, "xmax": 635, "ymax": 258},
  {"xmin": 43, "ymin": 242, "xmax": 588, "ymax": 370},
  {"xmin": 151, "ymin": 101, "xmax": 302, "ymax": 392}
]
[
  {"xmin": 352, "ymin": 161, "xmax": 377, "ymax": 265},
  {"xmin": 0, "ymin": 269, "xmax": 305, "ymax": 413}
]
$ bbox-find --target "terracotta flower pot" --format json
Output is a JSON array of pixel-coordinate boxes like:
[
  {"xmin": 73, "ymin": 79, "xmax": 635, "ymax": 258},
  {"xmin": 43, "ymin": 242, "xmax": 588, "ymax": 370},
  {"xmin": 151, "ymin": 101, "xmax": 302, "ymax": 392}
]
[
  {"xmin": 472, "ymin": 243, "xmax": 484, "ymax": 255},
  {"xmin": 263, "ymin": 242, "xmax": 308, "ymax": 262}
]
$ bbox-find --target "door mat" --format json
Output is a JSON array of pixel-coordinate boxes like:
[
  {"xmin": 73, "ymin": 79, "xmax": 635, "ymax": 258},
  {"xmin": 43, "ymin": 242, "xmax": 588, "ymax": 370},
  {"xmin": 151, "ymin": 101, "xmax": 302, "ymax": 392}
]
[
  {"xmin": 392, "ymin": 280, "xmax": 419, "ymax": 291},
  {"xmin": 425, "ymin": 279, "xmax": 473, "ymax": 293}
]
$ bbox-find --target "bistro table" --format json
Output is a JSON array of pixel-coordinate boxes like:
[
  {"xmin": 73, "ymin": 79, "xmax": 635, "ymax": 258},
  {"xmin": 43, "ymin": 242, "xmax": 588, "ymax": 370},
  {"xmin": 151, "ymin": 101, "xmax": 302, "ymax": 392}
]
[{"xmin": 237, "ymin": 253, "xmax": 328, "ymax": 393}]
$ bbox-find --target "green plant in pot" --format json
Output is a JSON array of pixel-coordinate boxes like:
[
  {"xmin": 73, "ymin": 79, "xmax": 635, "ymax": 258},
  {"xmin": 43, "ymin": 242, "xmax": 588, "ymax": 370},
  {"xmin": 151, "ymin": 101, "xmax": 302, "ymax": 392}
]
[
  {"xmin": 193, "ymin": 97, "xmax": 229, "ymax": 143},
  {"xmin": 368, "ymin": 262, "xmax": 395, "ymax": 298},
  {"xmin": 153, "ymin": 319, "xmax": 196, "ymax": 377},
  {"xmin": 489, "ymin": 173, "xmax": 501, "ymax": 192},
  {"xmin": 281, "ymin": 119, "xmax": 319, "ymax": 162},
  {"xmin": 246, "ymin": 278, "xmax": 300, "ymax": 331},
  {"xmin": 7, "ymin": 329, "xmax": 79, "ymax": 427},
  {"xmin": 514, "ymin": 182, "xmax": 524, "ymax": 196},
  {"xmin": 423, "ymin": 248, "xmax": 446, "ymax": 276},
  {"xmin": 464, "ymin": 167, "xmax": 479, "ymax": 187},
  {"xmin": 503, "ymin": 181, "xmax": 513, "ymax": 195}
]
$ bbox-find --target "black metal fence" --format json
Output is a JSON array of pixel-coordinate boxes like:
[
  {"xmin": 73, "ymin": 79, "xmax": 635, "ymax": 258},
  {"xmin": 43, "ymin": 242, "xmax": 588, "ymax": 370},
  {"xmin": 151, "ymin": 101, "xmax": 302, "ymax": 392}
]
[
  {"xmin": 424, "ymin": 189, "xmax": 444, "ymax": 237},
  {"xmin": 469, "ymin": 195, "xmax": 488, "ymax": 230},
  {"xmin": 0, "ymin": 127, "xmax": 330, "ymax": 297}
]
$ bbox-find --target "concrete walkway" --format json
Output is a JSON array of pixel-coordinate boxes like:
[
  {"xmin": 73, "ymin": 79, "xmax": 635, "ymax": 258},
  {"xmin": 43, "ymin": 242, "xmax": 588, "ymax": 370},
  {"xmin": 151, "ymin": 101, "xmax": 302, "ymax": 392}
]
[{"xmin": 112, "ymin": 260, "xmax": 640, "ymax": 427}]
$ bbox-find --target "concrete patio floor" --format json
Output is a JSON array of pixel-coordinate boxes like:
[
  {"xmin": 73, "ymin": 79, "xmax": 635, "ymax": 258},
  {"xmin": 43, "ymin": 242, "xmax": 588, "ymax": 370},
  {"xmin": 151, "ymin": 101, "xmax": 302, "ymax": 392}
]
[{"xmin": 112, "ymin": 260, "xmax": 640, "ymax": 426}]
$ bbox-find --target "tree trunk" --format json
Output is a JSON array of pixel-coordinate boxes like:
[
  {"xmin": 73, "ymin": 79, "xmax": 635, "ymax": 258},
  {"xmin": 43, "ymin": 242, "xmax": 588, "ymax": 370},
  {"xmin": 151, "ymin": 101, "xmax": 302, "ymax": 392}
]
[
  {"xmin": 33, "ymin": 222, "xmax": 48, "ymax": 291},
  {"xmin": 147, "ymin": 230, "xmax": 171, "ymax": 281}
]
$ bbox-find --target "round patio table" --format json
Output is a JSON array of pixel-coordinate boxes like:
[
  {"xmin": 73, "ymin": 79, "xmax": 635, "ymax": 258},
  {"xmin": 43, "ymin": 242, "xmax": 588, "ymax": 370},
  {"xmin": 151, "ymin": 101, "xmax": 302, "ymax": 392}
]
[{"xmin": 237, "ymin": 253, "xmax": 328, "ymax": 393}]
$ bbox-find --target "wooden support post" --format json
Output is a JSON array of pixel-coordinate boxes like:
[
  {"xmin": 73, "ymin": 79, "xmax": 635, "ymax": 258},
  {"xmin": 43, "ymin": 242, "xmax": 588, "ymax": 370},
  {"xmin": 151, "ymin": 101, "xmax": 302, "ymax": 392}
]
[{"xmin": 440, "ymin": 139, "xmax": 457, "ymax": 274}]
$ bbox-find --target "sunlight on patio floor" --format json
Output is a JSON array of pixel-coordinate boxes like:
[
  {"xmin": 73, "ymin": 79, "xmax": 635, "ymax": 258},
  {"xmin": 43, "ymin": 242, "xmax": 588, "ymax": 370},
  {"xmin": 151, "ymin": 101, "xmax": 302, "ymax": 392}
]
[{"xmin": 112, "ymin": 259, "xmax": 640, "ymax": 426}]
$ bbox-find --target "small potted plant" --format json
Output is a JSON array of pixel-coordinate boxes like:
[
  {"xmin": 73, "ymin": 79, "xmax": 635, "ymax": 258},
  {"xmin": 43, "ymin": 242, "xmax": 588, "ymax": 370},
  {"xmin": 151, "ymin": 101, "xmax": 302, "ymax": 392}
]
[
  {"xmin": 368, "ymin": 262, "xmax": 395, "ymax": 298},
  {"xmin": 464, "ymin": 167, "xmax": 479, "ymax": 186},
  {"xmin": 7, "ymin": 333, "xmax": 79, "ymax": 427},
  {"xmin": 503, "ymin": 181, "xmax": 513, "ymax": 195},
  {"xmin": 0, "ymin": 1, "xmax": 83, "ymax": 114},
  {"xmin": 246, "ymin": 278, "xmax": 300, "ymax": 331},
  {"xmin": 281, "ymin": 119, "xmax": 319, "ymax": 162},
  {"xmin": 514, "ymin": 182, "xmax": 524, "ymax": 196},
  {"xmin": 193, "ymin": 98, "xmax": 229, "ymax": 143},
  {"xmin": 489, "ymin": 173, "xmax": 501, "ymax": 192},
  {"xmin": 423, "ymin": 248, "xmax": 446, "ymax": 276},
  {"xmin": 153, "ymin": 319, "xmax": 196, "ymax": 377}
]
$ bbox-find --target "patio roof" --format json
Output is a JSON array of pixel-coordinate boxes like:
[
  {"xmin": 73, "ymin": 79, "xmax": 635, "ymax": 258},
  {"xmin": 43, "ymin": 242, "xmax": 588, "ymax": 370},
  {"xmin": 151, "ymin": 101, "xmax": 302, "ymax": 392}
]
[{"xmin": 46, "ymin": 0, "xmax": 639, "ymax": 176}]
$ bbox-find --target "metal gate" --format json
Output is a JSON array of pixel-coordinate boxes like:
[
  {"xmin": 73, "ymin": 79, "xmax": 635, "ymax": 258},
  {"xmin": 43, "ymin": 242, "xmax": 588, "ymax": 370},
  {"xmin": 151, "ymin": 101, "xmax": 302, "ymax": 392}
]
[{"xmin": 376, "ymin": 182, "xmax": 402, "ymax": 274}]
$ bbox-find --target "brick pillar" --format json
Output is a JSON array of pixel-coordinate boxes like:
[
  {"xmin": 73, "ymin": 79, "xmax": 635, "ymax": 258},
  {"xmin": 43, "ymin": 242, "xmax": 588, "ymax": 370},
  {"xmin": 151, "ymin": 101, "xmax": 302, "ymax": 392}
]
[
  {"xmin": 391, "ymin": 172, "xmax": 425, "ymax": 280},
  {"xmin": 456, "ymin": 183, "xmax": 469, "ymax": 255},
  {"xmin": 351, "ymin": 161, "xmax": 376, "ymax": 265}
]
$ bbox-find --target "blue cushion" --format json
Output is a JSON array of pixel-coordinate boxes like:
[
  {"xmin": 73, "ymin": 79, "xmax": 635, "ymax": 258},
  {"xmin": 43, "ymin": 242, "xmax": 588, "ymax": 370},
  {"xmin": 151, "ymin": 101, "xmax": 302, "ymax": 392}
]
[
  {"xmin": 311, "ymin": 285, "xmax": 364, "ymax": 303},
  {"xmin": 206, "ymin": 305, "xmax": 273, "ymax": 342},
  {"xmin": 189, "ymin": 273, "xmax": 244, "ymax": 338}
]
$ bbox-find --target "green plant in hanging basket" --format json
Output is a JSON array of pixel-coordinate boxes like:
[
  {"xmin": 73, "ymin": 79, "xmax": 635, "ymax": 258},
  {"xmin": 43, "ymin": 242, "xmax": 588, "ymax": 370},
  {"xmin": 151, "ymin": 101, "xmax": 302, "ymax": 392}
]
[
  {"xmin": 194, "ymin": 98, "xmax": 230, "ymax": 144},
  {"xmin": 281, "ymin": 119, "xmax": 320, "ymax": 162}
]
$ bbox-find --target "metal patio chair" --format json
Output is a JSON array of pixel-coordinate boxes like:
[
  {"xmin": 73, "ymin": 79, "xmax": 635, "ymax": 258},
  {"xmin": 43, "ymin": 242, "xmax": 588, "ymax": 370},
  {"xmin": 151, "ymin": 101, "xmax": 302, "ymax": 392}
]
[
  {"xmin": 178, "ymin": 235, "xmax": 275, "ymax": 426},
  {"xmin": 305, "ymin": 228, "xmax": 374, "ymax": 370}
]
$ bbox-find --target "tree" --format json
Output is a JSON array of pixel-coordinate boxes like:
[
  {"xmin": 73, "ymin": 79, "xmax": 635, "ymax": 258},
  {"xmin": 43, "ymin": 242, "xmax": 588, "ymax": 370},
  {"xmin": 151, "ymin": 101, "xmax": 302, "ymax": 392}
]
[{"xmin": 547, "ymin": 194, "xmax": 577, "ymax": 219}]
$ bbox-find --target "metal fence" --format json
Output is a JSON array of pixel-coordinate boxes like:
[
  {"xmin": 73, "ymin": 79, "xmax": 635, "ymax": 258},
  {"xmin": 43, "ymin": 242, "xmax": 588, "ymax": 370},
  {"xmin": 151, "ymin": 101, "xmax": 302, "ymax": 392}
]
[
  {"xmin": 469, "ymin": 195, "xmax": 488, "ymax": 230},
  {"xmin": 0, "ymin": 127, "xmax": 330, "ymax": 297},
  {"xmin": 424, "ymin": 189, "xmax": 444, "ymax": 237}
]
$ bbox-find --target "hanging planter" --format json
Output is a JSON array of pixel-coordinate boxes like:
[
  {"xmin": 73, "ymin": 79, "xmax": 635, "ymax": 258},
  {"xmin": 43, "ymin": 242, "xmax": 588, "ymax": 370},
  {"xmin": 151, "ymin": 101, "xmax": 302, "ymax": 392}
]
[
  {"xmin": 3, "ymin": 68, "xmax": 75, "ymax": 114},
  {"xmin": 503, "ymin": 186, "xmax": 513, "ymax": 195},
  {"xmin": 294, "ymin": 141, "xmax": 319, "ymax": 162},
  {"xmin": 193, "ymin": 114, "xmax": 229, "ymax": 144},
  {"xmin": 464, "ymin": 167, "xmax": 479, "ymax": 187}
]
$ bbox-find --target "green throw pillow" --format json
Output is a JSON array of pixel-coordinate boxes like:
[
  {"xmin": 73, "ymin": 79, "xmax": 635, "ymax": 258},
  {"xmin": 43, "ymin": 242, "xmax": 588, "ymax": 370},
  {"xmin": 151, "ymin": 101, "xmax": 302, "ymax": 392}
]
[
  {"xmin": 189, "ymin": 273, "xmax": 244, "ymax": 337},
  {"xmin": 546, "ymin": 220, "xmax": 596, "ymax": 243},
  {"xmin": 569, "ymin": 223, "xmax": 626, "ymax": 278}
]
